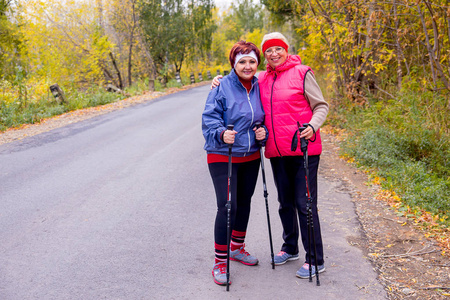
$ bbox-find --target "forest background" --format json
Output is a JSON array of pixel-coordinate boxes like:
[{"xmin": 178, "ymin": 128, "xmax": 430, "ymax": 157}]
[{"xmin": 0, "ymin": 0, "xmax": 448, "ymax": 244}]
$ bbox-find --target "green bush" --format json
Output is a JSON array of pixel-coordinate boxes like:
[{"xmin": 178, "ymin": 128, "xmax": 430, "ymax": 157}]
[
  {"xmin": 333, "ymin": 89, "xmax": 450, "ymax": 222},
  {"xmin": 343, "ymin": 127, "xmax": 450, "ymax": 213}
]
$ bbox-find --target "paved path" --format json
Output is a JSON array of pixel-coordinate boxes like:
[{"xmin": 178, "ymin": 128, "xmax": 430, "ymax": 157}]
[{"xmin": 0, "ymin": 85, "xmax": 387, "ymax": 299}]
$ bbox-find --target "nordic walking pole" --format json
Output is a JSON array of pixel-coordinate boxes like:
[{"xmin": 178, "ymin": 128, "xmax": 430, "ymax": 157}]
[
  {"xmin": 226, "ymin": 124, "xmax": 234, "ymax": 291},
  {"xmin": 255, "ymin": 122, "xmax": 275, "ymax": 269},
  {"xmin": 297, "ymin": 122, "xmax": 320, "ymax": 286}
]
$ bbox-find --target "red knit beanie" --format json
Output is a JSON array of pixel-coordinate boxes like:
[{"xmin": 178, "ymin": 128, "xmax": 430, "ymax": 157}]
[
  {"xmin": 261, "ymin": 32, "xmax": 290, "ymax": 54},
  {"xmin": 262, "ymin": 39, "xmax": 289, "ymax": 53}
]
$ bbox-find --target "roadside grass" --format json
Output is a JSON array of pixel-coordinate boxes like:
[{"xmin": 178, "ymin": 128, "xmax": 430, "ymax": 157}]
[
  {"xmin": 0, "ymin": 86, "xmax": 124, "ymax": 132},
  {"xmin": 0, "ymin": 77, "xmax": 195, "ymax": 132},
  {"xmin": 327, "ymin": 88, "xmax": 450, "ymax": 234}
]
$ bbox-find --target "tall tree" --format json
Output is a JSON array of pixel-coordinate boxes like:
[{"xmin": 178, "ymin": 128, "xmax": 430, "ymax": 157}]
[
  {"xmin": 221, "ymin": 0, "xmax": 264, "ymax": 41},
  {"xmin": 0, "ymin": 0, "xmax": 23, "ymax": 80},
  {"xmin": 231, "ymin": 0, "xmax": 264, "ymax": 35},
  {"xmin": 139, "ymin": 0, "xmax": 214, "ymax": 84},
  {"xmin": 108, "ymin": 0, "xmax": 140, "ymax": 87},
  {"xmin": 18, "ymin": 0, "xmax": 121, "ymax": 87}
]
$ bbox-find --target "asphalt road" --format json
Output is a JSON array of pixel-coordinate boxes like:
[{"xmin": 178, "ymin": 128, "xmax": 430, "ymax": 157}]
[{"xmin": 0, "ymin": 85, "xmax": 387, "ymax": 299}]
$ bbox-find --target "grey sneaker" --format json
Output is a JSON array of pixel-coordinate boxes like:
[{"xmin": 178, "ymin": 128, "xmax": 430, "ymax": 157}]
[
  {"xmin": 212, "ymin": 262, "xmax": 229, "ymax": 286},
  {"xmin": 274, "ymin": 251, "xmax": 299, "ymax": 265},
  {"xmin": 296, "ymin": 263, "xmax": 325, "ymax": 279},
  {"xmin": 230, "ymin": 244, "xmax": 259, "ymax": 266}
]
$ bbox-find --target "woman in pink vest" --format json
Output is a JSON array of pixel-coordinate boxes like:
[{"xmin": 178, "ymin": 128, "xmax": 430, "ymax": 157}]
[
  {"xmin": 258, "ymin": 32, "xmax": 328, "ymax": 279},
  {"xmin": 212, "ymin": 32, "xmax": 328, "ymax": 279}
]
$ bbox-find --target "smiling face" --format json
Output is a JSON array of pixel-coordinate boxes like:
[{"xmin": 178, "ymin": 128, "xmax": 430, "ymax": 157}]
[
  {"xmin": 264, "ymin": 46, "xmax": 288, "ymax": 69},
  {"xmin": 234, "ymin": 56, "xmax": 258, "ymax": 81}
]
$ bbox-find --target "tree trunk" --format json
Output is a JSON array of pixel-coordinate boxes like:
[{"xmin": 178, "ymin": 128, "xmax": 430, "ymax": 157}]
[
  {"xmin": 417, "ymin": 3, "xmax": 437, "ymax": 89},
  {"xmin": 365, "ymin": 1, "xmax": 374, "ymax": 49},
  {"xmin": 97, "ymin": 0, "xmax": 103, "ymax": 28},
  {"xmin": 447, "ymin": 0, "xmax": 450, "ymax": 79},
  {"xmin": 137, "ymin": 29, "xmax": 157, "ymax": 85},
  {"xmin": 423, "ymin": 0, "xmax": 450, "ymax": 91},
  {"xmin": 128, "ymin": 32, "xmax": 134, "ymax": 87},
  {"xmin": 127, "ymin": 0, "xmax": 137, "ymax": 87},
  {"xmin": 393, "ymin": 0, "xmax": 402, "ymax": 89},
  {"xmin": 101, "ymin": 64, "xmax": 119, "ymax": 88},
  {"xmin": 109, "ymin": 51, "xmax": 123, "ymax": 90}
]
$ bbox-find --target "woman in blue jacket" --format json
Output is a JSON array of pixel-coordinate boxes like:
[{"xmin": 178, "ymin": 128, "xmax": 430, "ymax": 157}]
[{"xmin": 202, "ymin": 40, "xmax": 267, "ymax": 286}]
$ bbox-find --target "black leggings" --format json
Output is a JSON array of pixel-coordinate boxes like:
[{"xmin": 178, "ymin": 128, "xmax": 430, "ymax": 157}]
[
  {"xmin": 270, "ymin": 155, "xmax": 324, "ymax": 265},
  {"xmin": 208, "ymin": 159, "xmax": 260, "ymax": 246}
]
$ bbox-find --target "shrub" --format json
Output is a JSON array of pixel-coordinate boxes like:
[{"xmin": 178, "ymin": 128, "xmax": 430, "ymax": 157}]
[{"xmin": 333, "ymin": 88, "xmax": 449, "ymax": 222}]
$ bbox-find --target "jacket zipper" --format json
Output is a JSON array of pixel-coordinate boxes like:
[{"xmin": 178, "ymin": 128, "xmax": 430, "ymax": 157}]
[
  {"xmin": 247, "ymin": 91, "xmax": 255, "ymax": 153},
  {"xmin": 238, "ymin": 80, "xmax": 255, "ymax": 156},
  {"xmin": 270, "ymin": 73, "xmax": 282, "ymax": 156}
]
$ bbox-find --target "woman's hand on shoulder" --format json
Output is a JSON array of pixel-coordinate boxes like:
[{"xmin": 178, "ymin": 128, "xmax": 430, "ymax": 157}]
[{"xmin": 211, "ymin": 75, "xmax": 223, "ymax": 89}]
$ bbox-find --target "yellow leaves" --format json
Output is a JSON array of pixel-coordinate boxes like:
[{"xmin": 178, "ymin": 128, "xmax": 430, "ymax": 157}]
[
  {"xmin": 243, "ymin": 29, "xmax": 263, "ymax": 49},
  {"xmin": 17, "ymin": 0, "xmax": 114, "ymax": 89},
  {"xmin": 372, "ymin": 176, "xmax": 383, "ymax": 185},
  {"xmin": 373, "ymin": 63, "xmax": 386, "ymax": 74},
  {"xmin": 373, "ymin": 186, "xmax": 450, "ymax": 256}
]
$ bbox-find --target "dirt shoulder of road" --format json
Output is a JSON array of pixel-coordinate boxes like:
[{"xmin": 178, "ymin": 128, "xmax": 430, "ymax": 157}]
[{"xmin": 1, "ymin": 83, "xmax": 449, "ymax": 299}]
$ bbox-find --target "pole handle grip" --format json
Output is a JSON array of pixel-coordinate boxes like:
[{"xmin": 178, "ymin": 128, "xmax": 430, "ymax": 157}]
[
  {"xmin": 227, "ymin": 124, "xmax": 234, "ymax": 150},
  {"xmin": 297, "ymin": 121, "xmax": 309, "ymax": 153},
  {"xmin": 254, "ymin": 122, "xmax": 265, "ymax": 146}
]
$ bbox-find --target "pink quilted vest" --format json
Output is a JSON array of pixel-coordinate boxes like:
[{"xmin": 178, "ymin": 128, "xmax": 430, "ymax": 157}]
[{"xmin": 259, "ymin": 55, "xmax": 322, "ymax": 158}]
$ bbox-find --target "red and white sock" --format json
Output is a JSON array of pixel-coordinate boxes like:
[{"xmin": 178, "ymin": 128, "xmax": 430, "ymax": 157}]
[
  {"xmin": 214, "ymin": 243, "xmax": 227, "ymax": 264},
  {"xmin": 230, "ymin": 230, "xmax": 246, "ymax": 251}
]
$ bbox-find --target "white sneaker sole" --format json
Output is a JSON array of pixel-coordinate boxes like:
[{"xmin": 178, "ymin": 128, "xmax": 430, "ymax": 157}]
[
  {"xmin": 296, "ymin": 266, "xmax": 326, "ymax": 279},
  {"xmin": 274, "ymin": 255, "xmax": 300, "ymax": 265}
]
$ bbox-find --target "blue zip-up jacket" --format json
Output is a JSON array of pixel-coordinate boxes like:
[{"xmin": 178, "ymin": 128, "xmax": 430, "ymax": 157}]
[{"xmin": 202, "ymin": 69, "xmax": 266, "ymax": 157}]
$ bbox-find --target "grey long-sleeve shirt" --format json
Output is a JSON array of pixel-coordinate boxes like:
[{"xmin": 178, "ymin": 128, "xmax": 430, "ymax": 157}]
[{"xmin": 304, "ymin": 72, "xmax": 329, "ymax": 131}]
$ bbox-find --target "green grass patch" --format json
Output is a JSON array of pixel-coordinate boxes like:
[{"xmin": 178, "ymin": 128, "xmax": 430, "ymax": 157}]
[
  {"xmin": 0, "ymin": 98, "xmax": 66, "ymax": 131},
  {"xmin": 0, "ymin": 85, "xmax": 125, "ymax": 132},
  {"xmin": 330, "ymin": 89, "xmax": 450, "ymax": 226},
  {"xmin": 0, "ymin": 75, "xmax": 203, "ymax": 132}
]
